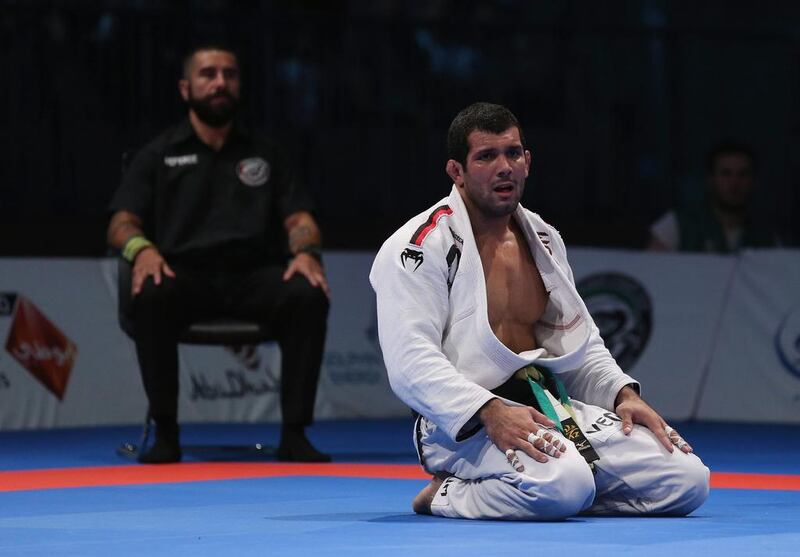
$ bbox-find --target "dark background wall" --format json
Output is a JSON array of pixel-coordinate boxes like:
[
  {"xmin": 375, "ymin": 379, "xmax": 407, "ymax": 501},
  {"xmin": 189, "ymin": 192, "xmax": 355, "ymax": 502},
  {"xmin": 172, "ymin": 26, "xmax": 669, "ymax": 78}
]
[{"xmin": 2, "ymin": 0, "xmax": 799, "ymax": 255}]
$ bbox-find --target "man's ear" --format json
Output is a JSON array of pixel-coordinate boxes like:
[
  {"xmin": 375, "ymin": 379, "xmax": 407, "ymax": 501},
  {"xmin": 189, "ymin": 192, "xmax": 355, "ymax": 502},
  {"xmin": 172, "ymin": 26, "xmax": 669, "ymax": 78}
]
[
  {"xmin": 178, "ymin": 79, "xmax": 189, "ymax": 102},
  {"xmin": 446, "ymin": 159, "xmax": 465, "ymax": 186},
  {"xmin": 524, "ymin": 149, "xmax": 532, "ymax": 178}
]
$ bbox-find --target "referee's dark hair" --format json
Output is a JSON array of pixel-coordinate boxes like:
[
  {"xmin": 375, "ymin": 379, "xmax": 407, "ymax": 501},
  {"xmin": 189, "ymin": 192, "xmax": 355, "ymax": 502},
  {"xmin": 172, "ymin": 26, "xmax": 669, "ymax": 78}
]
[
  {"xmin": 447, "ymin": 102, "xmax": 526, "ymax": 167},
  {"xmin": 181, "ymin": 43, "xmax": 240, "ymax": 78}
]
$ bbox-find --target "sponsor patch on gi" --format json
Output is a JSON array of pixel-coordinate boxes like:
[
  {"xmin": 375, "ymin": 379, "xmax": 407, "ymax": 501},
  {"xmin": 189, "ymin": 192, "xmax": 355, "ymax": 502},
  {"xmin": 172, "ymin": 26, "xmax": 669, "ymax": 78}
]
[
  {"xmin": 776, "ymin": 305, "xmax": 800, "ymax": 379},
  {"xmin": 537, "ymin": 231, "xmax": 552, "ymax": 255},
  {"xmin": 583, "ymin": 410, "xmax": 624, "ymax": 443},
  {"xmin": 445, "ymin": 244, "xmax": 461, "ymax": 291},
  {"xmin": 576, "ymin": 273, "xmax": 652, "ymax": 371},
  {"xmin": 431, "ymin": 476, "xmax": 456, "ymax": 508},
  {"xmin": 401, "ymin": 247, "xmax": 424, "ymax": 271},
  {"xmin": 237, "ymin": 157, "xmax": 270, "ymax": 187}
]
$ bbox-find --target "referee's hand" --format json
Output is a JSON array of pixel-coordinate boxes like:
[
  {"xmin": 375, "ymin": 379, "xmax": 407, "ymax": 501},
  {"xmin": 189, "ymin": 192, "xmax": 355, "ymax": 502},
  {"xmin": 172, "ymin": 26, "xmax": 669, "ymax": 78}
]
[
  {"xmin": 131, "ymin": 247, "xmax": 175, "ymax": 296},
  {"xmin": 283, "ymin": 252, "xmax": 330, "ymax": 298}
]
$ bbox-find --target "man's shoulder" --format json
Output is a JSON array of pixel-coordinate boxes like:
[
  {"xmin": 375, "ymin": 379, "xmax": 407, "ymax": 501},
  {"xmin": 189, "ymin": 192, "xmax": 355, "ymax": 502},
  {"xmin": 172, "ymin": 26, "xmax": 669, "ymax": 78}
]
[
  {"xmin": 133, "ymin": 121, "xmax": 193, "ymax": 157},
  {"xmin": 384, "ymin": 195, "xmax": 457, "ymax": 250},
  {"xmin": 371, "ymin": 195, "xmax": 460, "ymax": 285}
]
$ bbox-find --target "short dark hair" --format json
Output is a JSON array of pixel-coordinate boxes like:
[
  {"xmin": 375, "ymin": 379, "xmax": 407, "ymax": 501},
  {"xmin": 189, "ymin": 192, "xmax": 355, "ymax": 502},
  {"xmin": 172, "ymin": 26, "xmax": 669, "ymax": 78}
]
[
  {"xmin": 447, "ymin": 102, "xmax": 525, "ymax": 166},
  {"xmin": 182, "ymin": 43, "xmax": 239, "ymax": 78},
  {"xmin": 706, "ymin": 141, "xmax": 758, "ymax": 174}
]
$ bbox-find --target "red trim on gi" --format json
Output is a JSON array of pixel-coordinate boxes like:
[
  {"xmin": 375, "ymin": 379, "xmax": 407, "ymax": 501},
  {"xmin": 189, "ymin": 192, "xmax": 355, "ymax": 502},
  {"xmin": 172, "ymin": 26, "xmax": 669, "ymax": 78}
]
[{"xmin": 410, "ymin": 205, "xmax": 453, "ymax": 246}]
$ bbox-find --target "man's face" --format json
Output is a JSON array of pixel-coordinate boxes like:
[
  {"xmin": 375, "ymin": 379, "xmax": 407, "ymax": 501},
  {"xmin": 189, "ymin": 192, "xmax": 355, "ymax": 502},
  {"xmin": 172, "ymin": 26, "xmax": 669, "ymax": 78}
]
[
  {"xmin": 448, "ymin": 127, "xmax": 531, "ymax": 219},
  {"xmin": 180, "ymin": 50, "xmax": 241, "ymax": 127},
  {"xmin": 709, "ymin": 153, "xmax": 755, "ymax": 212}
]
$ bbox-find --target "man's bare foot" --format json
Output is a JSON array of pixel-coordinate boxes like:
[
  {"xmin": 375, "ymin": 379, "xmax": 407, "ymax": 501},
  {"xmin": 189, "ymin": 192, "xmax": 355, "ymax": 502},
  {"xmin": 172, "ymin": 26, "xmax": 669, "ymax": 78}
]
[{"xmin": 412, "ymin": 473, "xmax": 451, "ymax": 515}]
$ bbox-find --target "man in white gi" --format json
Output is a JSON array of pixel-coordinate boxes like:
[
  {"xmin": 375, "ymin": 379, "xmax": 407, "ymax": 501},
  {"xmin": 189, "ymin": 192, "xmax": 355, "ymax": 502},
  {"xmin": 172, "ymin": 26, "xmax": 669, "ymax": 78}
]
[{"xmin": 369, "ymin": 103, "xmax": 709, "ymax": 520}]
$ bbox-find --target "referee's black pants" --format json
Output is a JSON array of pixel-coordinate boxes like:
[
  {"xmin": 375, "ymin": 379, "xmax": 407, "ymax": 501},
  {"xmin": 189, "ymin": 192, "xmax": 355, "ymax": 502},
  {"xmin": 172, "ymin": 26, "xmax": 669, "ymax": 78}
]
[{"xmin": 130, "ymin": 262, "xmax": 329, "ymax": 428}]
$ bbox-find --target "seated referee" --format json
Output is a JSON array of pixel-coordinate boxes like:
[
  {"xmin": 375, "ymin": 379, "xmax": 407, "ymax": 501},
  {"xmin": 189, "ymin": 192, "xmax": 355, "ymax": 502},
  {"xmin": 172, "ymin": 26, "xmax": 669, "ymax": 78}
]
[{"xmin": 107, "ymin": 44, "xmax": 330, "ymax": 464}]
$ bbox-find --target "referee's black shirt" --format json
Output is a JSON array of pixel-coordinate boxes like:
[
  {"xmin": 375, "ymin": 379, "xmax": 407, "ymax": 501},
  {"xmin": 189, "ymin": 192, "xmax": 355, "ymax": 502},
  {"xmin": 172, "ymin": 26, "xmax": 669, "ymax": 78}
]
[{"xmin": 109, "ymin": 119, "xmax": 313, "ymax": 268}]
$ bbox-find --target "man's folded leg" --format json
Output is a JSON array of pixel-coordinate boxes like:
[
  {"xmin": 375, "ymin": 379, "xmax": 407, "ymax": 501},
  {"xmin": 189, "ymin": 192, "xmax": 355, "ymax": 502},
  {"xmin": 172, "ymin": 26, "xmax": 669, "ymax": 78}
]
[
  {"xmin": 418, "ymin": 419, "xmax": 595, "ymax": 521},
  {"xmin": 571, "ymin": 400, "xmax": 710, "ymax": 516}
]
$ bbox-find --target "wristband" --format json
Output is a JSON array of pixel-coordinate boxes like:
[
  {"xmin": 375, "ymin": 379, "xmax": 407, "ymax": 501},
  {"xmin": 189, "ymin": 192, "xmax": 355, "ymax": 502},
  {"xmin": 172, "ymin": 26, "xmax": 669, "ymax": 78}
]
[
  {"xmin": 122, "ymin": 236, "xmax": 154, "ymax": 262},
  {"xmin": 295, "ymin": 245, "xmax": 323, "ymax": 263}
]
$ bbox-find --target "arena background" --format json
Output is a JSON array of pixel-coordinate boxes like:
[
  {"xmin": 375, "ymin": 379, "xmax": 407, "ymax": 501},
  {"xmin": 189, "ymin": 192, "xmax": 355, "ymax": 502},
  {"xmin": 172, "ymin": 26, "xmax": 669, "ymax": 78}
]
[
  {"xmin": 2, "ymin": 4, "xmax": 800, "ymax": 554},
  {"xmin": 2, "ymin": 0, "xmax": 800, "ymax": 426},
  {"xmin": 2, "ymin": 0, "xmax": 799, "ymax": 256}
]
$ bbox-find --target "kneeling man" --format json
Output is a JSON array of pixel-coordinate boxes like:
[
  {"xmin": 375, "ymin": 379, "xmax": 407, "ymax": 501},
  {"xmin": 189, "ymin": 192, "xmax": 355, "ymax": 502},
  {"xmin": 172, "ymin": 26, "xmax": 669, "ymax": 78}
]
[{"xmin": 369, "ymin": 102, "xmax": 709, "ymax": 520}]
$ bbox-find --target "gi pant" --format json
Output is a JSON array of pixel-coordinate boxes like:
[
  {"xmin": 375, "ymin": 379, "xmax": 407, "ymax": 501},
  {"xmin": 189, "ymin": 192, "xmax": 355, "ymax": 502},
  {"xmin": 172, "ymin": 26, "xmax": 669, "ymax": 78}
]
[{"xmin": 416, "ymin": 400, "xmax": 710, "ymax": 520}]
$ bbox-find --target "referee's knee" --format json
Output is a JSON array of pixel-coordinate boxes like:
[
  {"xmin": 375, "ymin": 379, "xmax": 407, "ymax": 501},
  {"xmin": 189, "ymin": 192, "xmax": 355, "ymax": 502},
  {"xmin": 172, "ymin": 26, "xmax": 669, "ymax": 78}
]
[{"xmin": 284, "ymin": 274, "xmax": 329, "ymax": 315}]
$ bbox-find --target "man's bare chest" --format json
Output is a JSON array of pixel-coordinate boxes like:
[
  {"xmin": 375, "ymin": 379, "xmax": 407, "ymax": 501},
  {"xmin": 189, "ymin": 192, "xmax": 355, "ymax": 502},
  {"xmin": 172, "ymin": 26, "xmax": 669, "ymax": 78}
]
[{"xmin": 481, "ymin": 240, "xmax": 549, "ymax": 351}]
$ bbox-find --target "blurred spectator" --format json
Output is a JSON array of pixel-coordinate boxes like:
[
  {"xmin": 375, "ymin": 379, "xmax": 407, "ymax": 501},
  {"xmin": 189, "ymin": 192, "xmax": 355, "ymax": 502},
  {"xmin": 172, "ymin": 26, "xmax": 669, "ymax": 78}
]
[{"xmin": 648, "ymin": 142, "xmax": 781, "ymax": 253}]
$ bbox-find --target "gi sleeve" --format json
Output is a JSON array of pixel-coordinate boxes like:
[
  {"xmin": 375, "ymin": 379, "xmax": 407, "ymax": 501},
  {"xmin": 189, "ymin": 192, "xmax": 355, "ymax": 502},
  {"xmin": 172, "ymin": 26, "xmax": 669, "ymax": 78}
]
[
  {"xmin": 369, "ymin": 231, "xmax": 495, "ymax": 442},
  {"xmin": 548, "ymin": 228, "xmax": 640, "ymax": 412}
]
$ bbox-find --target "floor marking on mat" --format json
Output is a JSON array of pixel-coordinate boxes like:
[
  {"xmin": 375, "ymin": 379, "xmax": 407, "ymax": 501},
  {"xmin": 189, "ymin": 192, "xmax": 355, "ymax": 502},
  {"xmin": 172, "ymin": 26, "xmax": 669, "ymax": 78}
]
[
  {"xmin": 1, "ymin": 464, "xmax": 798, "ymax": 493},
  {"xmin": 0, "ymin": 463, "xmax": 428, "ymax": 492},
  {"xmin": 710, "ymin": 472, "xmax": 800, "ymax": 491}
]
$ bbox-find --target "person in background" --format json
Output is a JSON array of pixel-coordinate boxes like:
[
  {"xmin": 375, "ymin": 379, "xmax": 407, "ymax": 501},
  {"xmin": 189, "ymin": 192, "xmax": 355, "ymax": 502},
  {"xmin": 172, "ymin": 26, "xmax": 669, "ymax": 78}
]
[
  {"xmin": 648, "ymin": 142, "xmax": 780, "ymax": 253},
  {"xmin": 107, "ymin": 45, "xmax": 330, "ymax": 464}
]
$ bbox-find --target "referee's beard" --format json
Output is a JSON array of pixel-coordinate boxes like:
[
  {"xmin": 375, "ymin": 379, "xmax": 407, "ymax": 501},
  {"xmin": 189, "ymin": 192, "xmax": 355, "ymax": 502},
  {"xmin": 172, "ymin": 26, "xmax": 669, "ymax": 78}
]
[{"xmin": 186, "ymin": 90, "xmax": 238, "ymax": 128}]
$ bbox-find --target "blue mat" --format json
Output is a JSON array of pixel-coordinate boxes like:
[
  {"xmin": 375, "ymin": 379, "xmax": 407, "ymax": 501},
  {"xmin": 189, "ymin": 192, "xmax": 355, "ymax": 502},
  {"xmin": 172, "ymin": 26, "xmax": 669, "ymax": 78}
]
[{"xmin": 0, "ymin": 420, "xmax": 798, "ymax": 556}]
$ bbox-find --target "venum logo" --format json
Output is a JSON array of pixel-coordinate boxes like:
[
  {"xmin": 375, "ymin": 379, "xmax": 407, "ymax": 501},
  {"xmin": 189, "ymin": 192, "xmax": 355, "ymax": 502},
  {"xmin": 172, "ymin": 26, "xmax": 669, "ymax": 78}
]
[
  {"xmin": 576, "ymin": 273, "xmax": 652, "ymax": 372},
  {"xmin": 401, "ymin": 247, "xmax": 424, "ymax": 271},
  {"xmin": 585, "ymin": 411, "xmax": 622, "ymax": 434},
  {"xmin": 776, "ymin": 305, "xmax": 800, "ymax": 380}
]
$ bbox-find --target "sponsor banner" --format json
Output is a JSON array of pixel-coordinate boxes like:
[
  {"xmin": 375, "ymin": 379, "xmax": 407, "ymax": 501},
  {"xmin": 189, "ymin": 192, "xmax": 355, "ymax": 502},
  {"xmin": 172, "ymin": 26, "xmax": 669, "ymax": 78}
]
[
  {"xmin": 696, "ymin": 249, "xmax": 800, "ymax": 423},
  {"xmin": 1, "ymin": 249, "xmax": 798, "ymax": 430},
  {"xmin": 175, "ymin": 343, "xmax": 283, "ymax": 424},
  {"xmin": 316, "ymin": 252, "xmax": 407, "ymax": 418},
  {"xmin": 569, "ymin": 248, "xmax": 736, "ymax": 420},
  {"xmin": 168, "ymin": 252, "xmax": 406, "ymax": 423},
  {"xmin": 174, "ymin": 251, "xmax": 406, "ymax": 423},
  {"xmin": 0, "ymin": 255, "xmax": 407, "ymax": 430},
  {"xmin": 0, "ymin": 259, "xmax": 144, "ymax": 429},
  {"xmin": 5, "ymin": 295, "xmax": 78, "ymax": 400}
]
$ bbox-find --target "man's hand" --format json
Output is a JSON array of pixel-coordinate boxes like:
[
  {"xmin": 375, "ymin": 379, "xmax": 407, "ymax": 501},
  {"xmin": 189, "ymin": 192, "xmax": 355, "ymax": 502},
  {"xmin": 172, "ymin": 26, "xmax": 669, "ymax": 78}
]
[
  {"xmin": 131, "ymin": 247, "xmax": 175, "ymax": 296},
  {"xmin": 614, "ymin": 386, "xmax": 693, "ymax": 454},
  {"xmin": 282, "ymin": 252, "xmax": 330, "ymax": 297},
  {"xmin": 479, "ymin": 398, "xmax": 565, "ymax": 471}
]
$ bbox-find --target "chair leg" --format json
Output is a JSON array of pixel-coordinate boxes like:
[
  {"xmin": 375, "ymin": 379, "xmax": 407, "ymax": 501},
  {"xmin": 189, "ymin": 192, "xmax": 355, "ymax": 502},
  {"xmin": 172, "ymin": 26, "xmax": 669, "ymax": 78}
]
[
  {"xmin": 116, "ymin": 412, "xmax": 153, "ymax": 459},
  {"xmin": 116, "ymin": 412, "xmax": 275, "ymax": 460}
]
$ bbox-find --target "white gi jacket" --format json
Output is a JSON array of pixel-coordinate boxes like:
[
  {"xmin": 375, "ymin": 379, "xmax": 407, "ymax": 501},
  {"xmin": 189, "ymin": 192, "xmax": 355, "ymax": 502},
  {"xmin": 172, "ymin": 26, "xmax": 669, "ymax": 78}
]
[{"xmin": 369, "ymin": 186, "xmax": 638, "ymax": 443}]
